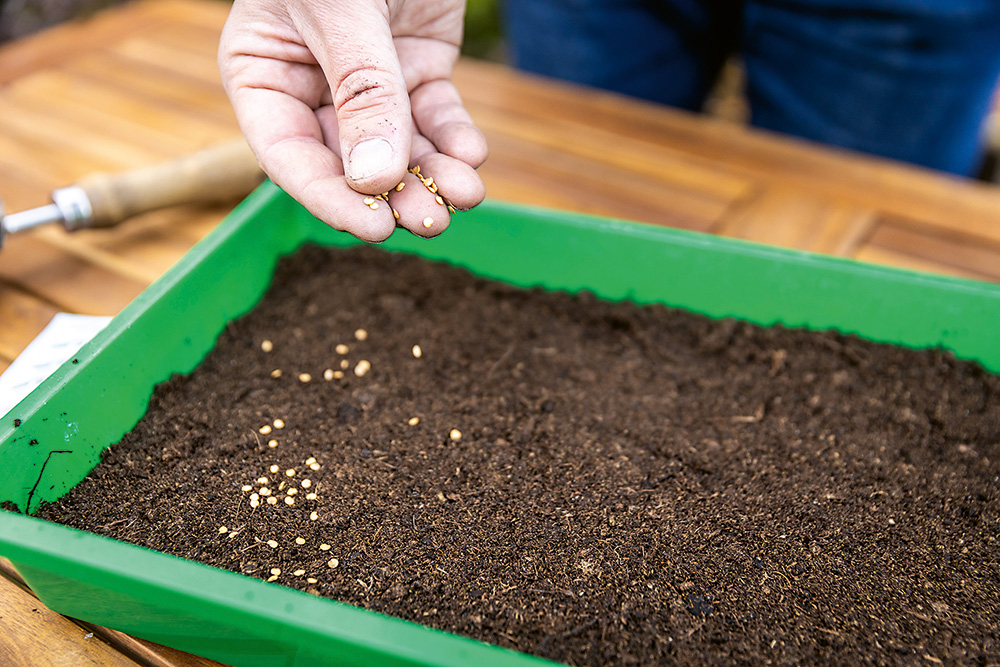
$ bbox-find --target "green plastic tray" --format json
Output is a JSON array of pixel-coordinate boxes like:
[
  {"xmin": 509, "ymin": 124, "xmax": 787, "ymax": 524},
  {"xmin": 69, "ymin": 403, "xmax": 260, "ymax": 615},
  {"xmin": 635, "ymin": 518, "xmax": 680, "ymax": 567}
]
[{"xmin": 1, "ymin": 182, "xmax": 998, "ymax": 666}]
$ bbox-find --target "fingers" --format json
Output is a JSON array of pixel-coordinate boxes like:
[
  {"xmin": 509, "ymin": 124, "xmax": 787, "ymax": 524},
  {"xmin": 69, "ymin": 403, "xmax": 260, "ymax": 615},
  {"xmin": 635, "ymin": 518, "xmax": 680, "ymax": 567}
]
[{"xmin": 293, "ymin": 2, "xmax": 412, "ymax": 195}]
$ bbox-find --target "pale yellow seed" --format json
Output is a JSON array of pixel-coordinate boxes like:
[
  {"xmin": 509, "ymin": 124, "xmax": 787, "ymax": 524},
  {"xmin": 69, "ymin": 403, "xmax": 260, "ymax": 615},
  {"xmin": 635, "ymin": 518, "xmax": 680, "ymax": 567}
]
[
  {"xmin": 408, "ymin": 417, "xmax": 420, "ymax": 426},
  {"xmin": 294, "ymin": 569, "xmax": 306, "ymax": 577},
  {"xmin": 333, "ymin": 370, "xmax": 344, "ymax": 379},
  {"xmin": 327, "ymin": 558, "xmax": 340, "ymax": 569},
  {"xmin": 286, "ymin": 468, "xmax": 296, "ymax": 477},
  {"xmin": 320, "ymin": 544, "xmax": 331, "ymax": 551},
  {"xmin": 273, "ymin": 419, "xmax": 285, "ymax": 429},
  {"xmin": 323, "ymin": 369, "xmax": 334, "ymax": 381},
  {"xmin": 363, "ymin": 197, "xmax": 375, "ymax": 205},
  {"xmin": 270, "ymin": 369, "xmax": 282, "ymax": 378},
  {"xmin": 250, "ymin": 499, "xmax": 260, "ymax": 508},
  {"xmin": 307, "ymin": 578, "xmax": 318, "ymax": 584},
  {"xmin": 259, "ymin": 487, "xmax": 270, "ymax": 496},
  {"xmin": 284, "ymin": 496, "xmax": 295, "ymax": 506},
  {"xmin": 295, "ymin": 537, "xmax": 306, "ymax": 545},
  {"xmin": 270, "ymin": 464, "xmax": 279, "ymax": 473},
  {"xmin": 306, "ymin": 493, "xmax": 318, "ymax": 500},
  {"xmin": 435, "ymin": 195, "xmax": 445, "ymax": 206},
  {"xmin": 301, "ymin": 479, "xmax": 312, "ymax": 488},
  {"xmin": 340, "ymin": 359, "xmax": 350, "ymax": 370},
  {"xmin": 309, "ymin": 463, "xmax": 321, "ymax": 471},
  {"xmin": 335, "ymin": 344, "xmax": 349, "ymax": 355},
  {"xmin": 267, "ymin": 540, "xmax": 279, "ymax": 548},
  {"xmin": 449, "ymin": 428, "xmax": 463, "ymax": 441},
  {"xmin": 354, "ymin": 359, "xmax": 371, "ymax": 377},
  {"xmin": 412, "ymin": 345, "xmax": 422, "ymax": 358},
  {"xmin": 261, "ymin": 340, "xmax": 273, "ymax": 352},
  {"xmin": 395, "ymin": 181, "xmax": 406, "ymax": 191},
  {"xmin": 422, "ymin": 217, "xmax": 434, "ymax": 228},
  {"xmin": 257, "ymin": 476, "xmax": 268, "ymax": 485},
  {"xmin": 299, "ymin": 373, "xmax": 312, "ymax": 383},
  {"xmin": 259, "ymin": 425, "xmax": 272, "ymax": 435},
  {"xmin": 250, "ymin": 493, "xmax": 260, "ymax": 502},
  {"xmin": 267, "ymin": 496, "xmax": 278, "ymax": 505},
  {"xmin": 278, "ymin": 481, "xmax": 285, "ymax": 490},
  {"xmin": 392, "ymin": 208, "xmax": 400, "ymax": 220},
  {"xmin": 241, "ymin": 485, "xmax": 253, "ymax": 492},
  {"xmin": 354, "ymin": 328, "xmax": 368, "ymax": 341},
  {"xmin": 268, "ymin": 439, "xmax": 278, "ymax": 449},
  {"xmin": 218, "ymin": 526, "xmax": 228, "ymax": 534},
  {"xmin": 271, "ymin": 567, "xmax": 281, "ymax": 575},
  {"xmin": 310, "ymin": 511, "xmax": 319, "ymax": 521},
  {"xmin": 267, "ymin": 575, "xmax": 278, "ymax": 582},
  {"xmin": 306, "ymin": 457, "xmax": 317, "ymax": 465},
  {"xmin": 288, "ymin": 488, "xmax": 298, "ymax": 496},
  {"xmin": 368, "ymin": 202, "xmax": 379, "ymax": 210}
]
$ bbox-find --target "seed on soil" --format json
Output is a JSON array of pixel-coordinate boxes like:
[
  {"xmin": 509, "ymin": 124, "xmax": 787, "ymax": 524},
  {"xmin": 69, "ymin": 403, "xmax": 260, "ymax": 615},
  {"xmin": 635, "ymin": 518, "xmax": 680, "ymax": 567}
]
[
  {"xmin": 250, "ymin": 498, "xmax": 260, "ymax": 508},
  {"xmin": 260, "ymin": 340, "xmax": 273, "ymax": 352},
  {"xmin": 310, "ymin": 511, "xmax": 318, "ymax": 521},
  {"xmin": 408, "ymin": 417, "xmax": 420, "ymax": 426},
  {"xmin": 256, "ymin": 477, "xmax": 269, "ymax": 485},
  {"xmin": 241, "ymin": 485, "xmax": 253, "ymax": 492},
  {"xmin": 284, "ymin": 497, "xmax": 295, "ymax": 506},
  {"xmin": 309, "ymin": 462, "xmax": 321, "ymax": 471},
  {"xmin": 327, "ymin": 558, "xmax": 339, "ymax": 568},
  {"xmin": 270, "ymin": 567, "xmax": 281, "ymax": 575},
  {"xmin": 323, "ymin": 369, "xmax": 334, "ymax": 381},
  {"xmin": 286, "ymin": 468, "xmax": 296, "ymax": 477},
  {"xmin": 354, "ymin": 360, "xmax": 371, "ymax": 377},
  {"xmin": 259, "ymin": 425, "xmax": 272, "ymax": 435},
  {"xmin": 354, "ymin": 328, "xmax": 368, "ymax": 341},
  {"xmin": 278, "ymin": 481, "xmax": 285, "ymax": 490},
  {"xmin": 287, "ymin": 488, "xmax": 298, "ymax": 496},
  {"xmin": 412, "ymin": 345, "xmax": 422, "ymax": 358},
  {"xmin": 298, "ymin": 373, "xmax": 312, "ymax": 383},
  {"xmin": 422, "ymin": 217, "xmax": 434, "ymax": 228},
  {"xmin": 295, "ymin": 537, "xmax": 306, "ymax": 545},
  {"xmin": 294, "ymin": 569, "xmax": 305, "ymax": 577},
  {"xmin": 307, "ymin": 578, "xmax": 318, "ymax": 584},
  {"xmin": 267, "ymin": 575, "xmax": 278, "ymax": 582},
  {"xmin": 335, "ymin": 344, "xmax": 349, "ymax": 355},
  {"xmin": 320, "ymin": 544, "xmax": 331, "ymax": 551},
  {"xmin": 270, "ymin": 369, "xmax": 282, "ymax": 378},
  {"xmin": 259, "ymin": 487, "xmax": 270, "ymax": 496},
  {"xmin": 301, "ymin": 479, "xmax": 312, "ymax": 488},
  {"xmin": 266, "ymin": 496, "xmax": 277, "ymax": 505},
  {"xmin": 305, "ymin": 457, "xmax": 316, "ymax": 465},
  {"xmin": 266, "ymin": 540, "xmax": 278, "ymax": 548},
  {"xmin": 269, "ymin": 465, "xmax": 279, "ymax": 473},
  {"xmin": 218, "ymin": 526, "xmax": 228, "ymax": 534},
  {"xmin": 268, "ymin": 439, "xmax": 278, "ymax": 449},
  {"xmin": 306, "ymin": 493, "xmax": 318, "ymax": 500},
  {"xmin": 340, "ymin": 359, "xmax": 350, "ymax": 369},
  {"xmin": 449, "ymin": 429, "xmax": 463, "ymax": 441},
  {"xmin": 273, "ymin": 419, "xmax": 285, "ymax": 429}
]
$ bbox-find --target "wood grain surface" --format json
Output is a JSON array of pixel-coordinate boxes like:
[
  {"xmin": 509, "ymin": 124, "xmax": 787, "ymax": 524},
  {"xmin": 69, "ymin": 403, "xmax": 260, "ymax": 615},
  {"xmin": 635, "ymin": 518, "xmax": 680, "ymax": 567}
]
[{"xmin": 1, "ymin": 1, "xmax": 999, "ymax": 665}]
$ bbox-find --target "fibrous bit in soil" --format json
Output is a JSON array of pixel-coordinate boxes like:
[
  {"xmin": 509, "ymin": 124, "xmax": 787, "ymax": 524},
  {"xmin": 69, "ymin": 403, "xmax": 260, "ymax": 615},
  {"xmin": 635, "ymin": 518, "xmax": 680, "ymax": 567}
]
[{"xmin": 35, "ymin": 244, "xmax": 1000, "ymax": 666}]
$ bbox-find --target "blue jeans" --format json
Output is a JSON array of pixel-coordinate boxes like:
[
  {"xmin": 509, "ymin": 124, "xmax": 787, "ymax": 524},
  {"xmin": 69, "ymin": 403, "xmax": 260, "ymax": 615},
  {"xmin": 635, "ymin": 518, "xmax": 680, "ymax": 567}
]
[{"xmin": 502, "ymin": 0, "xmax": 1000, "ymax": 175}]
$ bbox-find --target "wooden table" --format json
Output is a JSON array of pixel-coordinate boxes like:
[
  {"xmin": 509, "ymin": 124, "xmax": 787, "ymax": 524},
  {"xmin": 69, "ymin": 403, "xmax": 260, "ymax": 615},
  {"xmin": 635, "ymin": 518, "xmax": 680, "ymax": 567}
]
[{"xmin": 2, "ymin": 1, "xmax": 999, "ymax": 664}]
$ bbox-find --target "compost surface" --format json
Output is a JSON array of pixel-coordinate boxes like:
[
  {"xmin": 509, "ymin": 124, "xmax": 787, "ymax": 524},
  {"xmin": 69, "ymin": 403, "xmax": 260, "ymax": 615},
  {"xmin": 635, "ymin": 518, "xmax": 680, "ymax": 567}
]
[{"xmin": 38, "ymin": 244, "xmax": 1000, "ymax": 666}]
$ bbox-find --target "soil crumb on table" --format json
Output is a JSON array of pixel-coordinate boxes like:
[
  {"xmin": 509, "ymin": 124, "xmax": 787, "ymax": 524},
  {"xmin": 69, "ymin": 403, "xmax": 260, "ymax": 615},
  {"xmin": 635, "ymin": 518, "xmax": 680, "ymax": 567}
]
[{"xmin": 37, "ymin": 244, "xmax": 1000, "ymax": 666}]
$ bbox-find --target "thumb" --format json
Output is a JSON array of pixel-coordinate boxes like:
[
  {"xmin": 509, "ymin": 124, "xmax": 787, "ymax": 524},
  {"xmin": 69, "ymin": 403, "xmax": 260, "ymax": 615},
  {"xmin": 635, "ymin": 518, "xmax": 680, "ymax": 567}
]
[{"xmin": 298, "ymin": 2, "xmax": 411, "ymax": 194}]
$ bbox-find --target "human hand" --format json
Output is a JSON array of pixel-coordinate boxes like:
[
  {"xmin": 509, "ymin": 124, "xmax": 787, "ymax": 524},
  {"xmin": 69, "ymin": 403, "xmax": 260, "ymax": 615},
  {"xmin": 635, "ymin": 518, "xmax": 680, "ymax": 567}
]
[{"xmin": 218, "ymin": 0, "xmax": 488, "ymax": 242}]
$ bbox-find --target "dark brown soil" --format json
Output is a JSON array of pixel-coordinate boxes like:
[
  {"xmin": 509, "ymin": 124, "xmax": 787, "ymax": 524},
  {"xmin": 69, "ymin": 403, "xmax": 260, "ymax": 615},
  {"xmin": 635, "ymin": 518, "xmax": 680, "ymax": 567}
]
[{"xmin": 36, "ymin": 244, "xmax": 1000, "ymax": 666}]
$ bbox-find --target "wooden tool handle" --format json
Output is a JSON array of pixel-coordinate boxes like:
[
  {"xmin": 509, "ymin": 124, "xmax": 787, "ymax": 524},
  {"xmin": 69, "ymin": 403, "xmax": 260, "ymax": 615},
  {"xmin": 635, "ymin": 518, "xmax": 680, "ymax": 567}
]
[{"xmin": 77, "ymin": 139, "xmax": 264, "ymax": 228}]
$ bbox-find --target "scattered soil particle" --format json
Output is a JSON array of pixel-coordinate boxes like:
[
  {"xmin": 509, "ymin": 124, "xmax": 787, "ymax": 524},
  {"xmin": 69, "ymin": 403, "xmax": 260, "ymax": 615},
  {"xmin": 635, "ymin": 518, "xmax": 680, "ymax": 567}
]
[{"xmin": 36, "ymin": 244, "xmax": 1000, "ymax": 666}]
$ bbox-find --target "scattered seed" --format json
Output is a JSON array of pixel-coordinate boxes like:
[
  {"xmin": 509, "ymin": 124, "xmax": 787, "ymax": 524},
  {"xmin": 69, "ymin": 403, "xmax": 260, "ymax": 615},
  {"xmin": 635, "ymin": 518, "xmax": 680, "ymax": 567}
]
[
  {"xmin": 310, "ymin": 511, "xmax": 319, "ymax": 521},
  {"xmin": 334, "ymin": 370, "xmax": 345, "ymax": 379},
  {"xmin": 286, "ymin": 468, "xmax": 296, "ymax": 477},
  {"xmin": 259, "ymin": 425, "xmax": 272, "ymax": 435},
  {"xmin": 335, "ymin": 344, "xmax": 349, "ymax": 355},
  {"xmin": 323, "ymin": 369, "xmax": 334, "ymax": 381},
  {"xmin": 267, "ymin": 540, "xmax": 279, "ymax": 549},
  {"xmin": 368, "ymin": 202, "xmax": 379, "ymax": 210},
  {"xmin": 299, "ymin": 373, "xmax": 312, "ymax": 383},
  {"xmin": 270, "ymin": 567, "xmax": 281, "ymax": 575},
  {"xmin": 250, "ymin": 493, "xmax": 260, "ymax": 502},
  {"xmin": 363, "ymin": 197, "xmax": 375, "ymax": 205},
  {"xmin": 259, "ymin": 487, "xmax": 271, "ymax": 496},
  {"xmin": 241, "ymin": 485, "xmax": 253, "ymax": 492},
  {"xmin": 268, "ymin": 439, "xmax": 278, "ymax": 449},
  {"xmin": 340, "ymin": 359, "xmax": 350, "ymax": 370},
  {"xmin": 218, "ymin": 526, "xmax": 228, "ymax": 534},
  {"xmin": 307, "ymin": 578, "xmax": 318, "ymax": 584},
  {"xmin": 422, "ymin": 217, "xmax": 434, "ymax": 228},
  {"xmin": 320, "ymin": 544, "xmax": 331, "ymax": 551},
  {"xmin": 269, "ymin": 464, "xmax": 279, "ymax": 474},
  {"xmin": 354, "ymin": 328, "xmax": 368, "ymax": 341},
  {"xmin": 294, "ymin": 569, "xmax": 306, "ymax": 577},
  {"xmin": 288, "ymin": 488, "xmax": 298, "ymax": 496},
  {"xmin": 449, "ymin": 428, "xmax": 463, "ymax": 441},
  {"xmin": 435, "ymin": 195, "xmax": 445, "ymax": 206},
  {"xmin": 412, "ymin": 345, "xmax": 422, "ymax": 358},
  {"xmin": 257, "ymin": 476, "xmax": 269, "ymax": 485},
  {"xmin": 267, "ymin": 496, "xmax": 278, "ymax": 505},
  {"xmin": 261, "ymin": 340, "xmax": 273, "ymax": 352},
  {"xmin": 306, "ymin": 493, "xmax": 318, "ymax": 500},
  {"xmin": 278, "ymin": 481, "xmax": 285, "ymax": 491},
  {"xmin": 284, "ymin": 497, "xmax": 295, "ymax": 506},
  {"xmin": 295, "ymin": 537, "xmax": 306, "ymax": 545},
  {"xmin": 309, "ymin": 462, "xmax": 321, "ymax": 471},
  {"xmin": 301, "ymin": 479, "xmax": 312, "ymax": 488},
  {"xmin": 354, "ymin": 359, "xmax": 371, "ymax": 377},
  {"xmin": 273, "ymin": 419, "xmax": 285, "ymax": 429},
  {"xmin": 447, "ymin": 204, "xmax": 457, "ymax": 214},
  {"xmin": 270, "ymin": 369, "xmax": 282, "ymax": 378},
  {"xmin": 327, "ymin": 558, "xmax": 340, "ymax": 568},
  {"xmin": 267, "ymin": 575, "xmax": 278, "ymax": 582},
  {"xmin": 305, "ymin": 457, "xmax": 317, "ymax": 465},
  {"xmin": 250, "ymin": 499, "xmax": 260, "ymax": 508},
  {"xmin": 408, "ymin": 417, "xmax": 420, "ymax": 426},
  {"xmin": 395, "ymin": 182, "xmax": 405, "ymax": 191}
]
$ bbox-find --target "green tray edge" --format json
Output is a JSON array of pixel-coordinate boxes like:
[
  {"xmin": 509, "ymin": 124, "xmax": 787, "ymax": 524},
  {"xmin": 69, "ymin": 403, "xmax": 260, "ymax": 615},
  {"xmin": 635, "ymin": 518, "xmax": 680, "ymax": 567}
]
[{"xmin": 1, "ymin": 181, "xmax": 998, "ymax": 667}]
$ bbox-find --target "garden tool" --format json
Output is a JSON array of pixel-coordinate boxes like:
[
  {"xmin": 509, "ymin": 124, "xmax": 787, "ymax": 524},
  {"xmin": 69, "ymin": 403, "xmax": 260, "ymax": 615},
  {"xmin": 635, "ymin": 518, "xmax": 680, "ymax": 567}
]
[{"xmin": 0, "ymin": 139, "xmax": 263, "ymax": 249}]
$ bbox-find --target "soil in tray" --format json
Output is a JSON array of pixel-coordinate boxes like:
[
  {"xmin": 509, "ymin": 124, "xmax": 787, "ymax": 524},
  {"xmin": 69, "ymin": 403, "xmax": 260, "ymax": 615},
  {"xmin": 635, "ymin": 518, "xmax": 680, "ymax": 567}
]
[{"xmin": 35, "ymin": 244, "xmax": 1000, "ymax": 666}]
